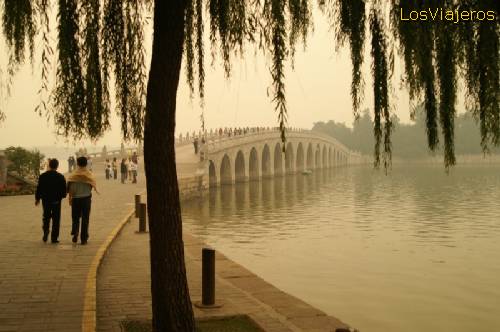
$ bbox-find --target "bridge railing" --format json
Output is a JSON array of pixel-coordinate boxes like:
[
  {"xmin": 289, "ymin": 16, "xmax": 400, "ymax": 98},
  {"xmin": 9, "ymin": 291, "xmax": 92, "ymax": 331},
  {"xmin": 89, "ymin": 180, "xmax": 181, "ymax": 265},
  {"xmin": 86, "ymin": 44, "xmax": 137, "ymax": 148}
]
[
  {"xmin": 201, "ymin": 127, "xmax": 351, "ymax": 155},
  {"xmin": 174, "ymin": 127, "xmax": 305, "ymax": 147}
]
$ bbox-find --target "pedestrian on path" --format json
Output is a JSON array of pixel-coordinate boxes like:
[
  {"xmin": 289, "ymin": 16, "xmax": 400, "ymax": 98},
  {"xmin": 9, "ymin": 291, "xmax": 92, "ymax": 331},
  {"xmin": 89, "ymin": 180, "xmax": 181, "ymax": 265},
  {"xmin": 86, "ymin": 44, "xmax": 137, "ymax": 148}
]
[
  {"xmin": 112, "ymin": 157, "xmax": 118, "ymax": 180},
  {"xmin": 105, "ymin": 159, "xmax": 111, "ymax": 180},
  {"xmin": 67, "ymin": 157, "xmax": 98, "ymax": 245},
  {"xmin": 87, "ymin": 156, "xmax": 93, "ymax": 172},
  {"xmin": 35, "ymin": 158, "xmax": 67, "ymax": 243},
  {"xmin": 193, "ymin": 137, "xmax": 199, "ymax": 154},
  {"xmin": 127, "ymin": 157, "xmax": 132, "ymax": 181},
  {"xmin": 120, "ymin": 158, "xmax": 127, "ymax": 184},
  {"xmin": 130, "ymin": 161, "xmax": 138, "ymax": 183}
]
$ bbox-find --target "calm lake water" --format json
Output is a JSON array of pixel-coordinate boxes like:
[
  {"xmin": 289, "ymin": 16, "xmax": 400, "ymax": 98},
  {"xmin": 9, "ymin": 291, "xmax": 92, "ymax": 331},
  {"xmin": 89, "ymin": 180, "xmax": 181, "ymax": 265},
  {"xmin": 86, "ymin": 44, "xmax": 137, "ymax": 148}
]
[{"xmin": 182, "ymin": 165, "xmax": 500, "ymax": 332}]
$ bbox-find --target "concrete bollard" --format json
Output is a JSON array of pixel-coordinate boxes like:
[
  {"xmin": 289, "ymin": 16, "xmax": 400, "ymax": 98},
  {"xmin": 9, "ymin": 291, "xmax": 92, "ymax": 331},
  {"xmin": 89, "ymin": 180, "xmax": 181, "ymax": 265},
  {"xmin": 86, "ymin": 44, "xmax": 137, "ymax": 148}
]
[
  {"xmin": 202, "ymin": 248, "xmax": 216, "ymax": 306},
  {"xmin": 134, "ymin": 194, "xmax": 141, "ymax": 218},
  {"xmin": 138, "ymin": 203, "xmax": 147, "ymax": 233}
]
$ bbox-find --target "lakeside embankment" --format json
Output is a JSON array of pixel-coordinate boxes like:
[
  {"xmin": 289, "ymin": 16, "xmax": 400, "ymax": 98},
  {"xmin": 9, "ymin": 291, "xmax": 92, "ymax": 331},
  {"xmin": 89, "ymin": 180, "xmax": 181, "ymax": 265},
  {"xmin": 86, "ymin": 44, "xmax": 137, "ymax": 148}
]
[
  {"xmin": 98, "ymin": 209, "xmax": 353, "ymax": 332},
  {"xmin": 98, "ymin": 174, "xmax": 355, "ymax": 331}
]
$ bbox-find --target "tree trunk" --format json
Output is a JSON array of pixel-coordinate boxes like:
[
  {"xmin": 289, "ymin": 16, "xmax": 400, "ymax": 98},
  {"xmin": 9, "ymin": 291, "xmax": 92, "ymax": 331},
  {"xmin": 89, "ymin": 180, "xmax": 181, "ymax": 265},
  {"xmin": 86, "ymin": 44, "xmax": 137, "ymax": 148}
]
[{"xmin": 143, "ymin": 1, "xmax": 195, "ymax": 332}]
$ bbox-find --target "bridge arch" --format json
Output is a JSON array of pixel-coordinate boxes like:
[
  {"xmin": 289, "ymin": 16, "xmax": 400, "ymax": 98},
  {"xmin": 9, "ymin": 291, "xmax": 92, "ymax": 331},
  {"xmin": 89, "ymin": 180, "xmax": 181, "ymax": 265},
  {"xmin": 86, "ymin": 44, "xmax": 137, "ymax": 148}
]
[
  {"xmin": 249, "ymin": 147, "xmax": 259, "ymax": 181},
  {"xmin": 315, "ymin": 144, "xmax": 321, "ymax": 169},
  {"xmin": 306, "ymin": 143, "xmax": 313, "ymax": 170},
  {"xmin": 209, "ymin": 160, "xmax": 217, "ymax": 187},
  {"xmin": 262, "ymin": 144, "xmax": 271, "ymax": 177},
  {"xmin": 328, "ymin": 147, "xmax": 332, "ymax": 168},
  {"xmin": 322, "ymin": 145, "xmax": 327, "ymax": 168},
  {"xmin": 274, "ymin": 143, "xmax": 283, "ymax": 176},
  {"xmin": 285, "ymin": 142, "xmax": 294, "ymax": 174},
  {"xmin": 220, "ymin": 154, "xmax": 232, "ymax": 184},
  {"xmin": 235, "ymin": 150, "xmax": 246, "ymax": 182},
  {"xmin": 296, "ymin": 142, "xmax": 304, "ymax": 171}
]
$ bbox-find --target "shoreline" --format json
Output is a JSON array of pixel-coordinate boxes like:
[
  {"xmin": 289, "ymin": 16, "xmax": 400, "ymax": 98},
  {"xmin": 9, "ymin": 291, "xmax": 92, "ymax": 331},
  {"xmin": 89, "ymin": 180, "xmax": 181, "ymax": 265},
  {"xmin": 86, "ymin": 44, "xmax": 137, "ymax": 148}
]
[
  {"xmin": 96, "ymin": 210, "xmax": 354, "ymax": 331},
  {"xmin": 94, "ymin": 183, "xmax": 355, "ymax": 331},
  {"xmin": 175, "ymin": 176, "xmax": 355, "ymax": 331}
]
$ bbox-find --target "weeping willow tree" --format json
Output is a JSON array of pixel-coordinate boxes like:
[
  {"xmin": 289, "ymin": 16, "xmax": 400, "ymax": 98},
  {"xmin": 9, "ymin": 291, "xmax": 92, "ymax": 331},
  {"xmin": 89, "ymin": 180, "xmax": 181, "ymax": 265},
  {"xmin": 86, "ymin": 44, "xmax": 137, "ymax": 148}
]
[{"xmin": 1, "ymin": 0, "xmax": 498, "ymax": 331}]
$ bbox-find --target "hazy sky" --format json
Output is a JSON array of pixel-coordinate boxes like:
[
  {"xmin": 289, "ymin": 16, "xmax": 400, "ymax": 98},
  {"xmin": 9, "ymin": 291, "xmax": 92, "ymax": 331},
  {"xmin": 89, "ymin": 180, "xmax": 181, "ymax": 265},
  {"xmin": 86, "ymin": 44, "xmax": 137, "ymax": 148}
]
[{"xmin": 0, "ymin": 7, "xmax": 418, "ymax": 149}]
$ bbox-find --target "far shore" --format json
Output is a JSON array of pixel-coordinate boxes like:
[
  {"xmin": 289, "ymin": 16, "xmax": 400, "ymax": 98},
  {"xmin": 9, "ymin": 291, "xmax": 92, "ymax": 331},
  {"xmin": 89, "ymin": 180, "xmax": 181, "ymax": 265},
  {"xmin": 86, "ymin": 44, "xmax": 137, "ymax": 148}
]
[{"xmin": 391, "ymin": 154, "xmax": 500, "ymax": 165}]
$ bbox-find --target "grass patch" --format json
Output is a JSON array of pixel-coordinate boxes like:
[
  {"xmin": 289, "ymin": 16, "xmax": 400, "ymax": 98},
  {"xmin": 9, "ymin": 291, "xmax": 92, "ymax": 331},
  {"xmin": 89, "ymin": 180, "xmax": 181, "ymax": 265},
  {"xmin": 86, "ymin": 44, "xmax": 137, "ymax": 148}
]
[{"xmin": 121, "ymin": 315, "xmax": 264, "ymax": 332}]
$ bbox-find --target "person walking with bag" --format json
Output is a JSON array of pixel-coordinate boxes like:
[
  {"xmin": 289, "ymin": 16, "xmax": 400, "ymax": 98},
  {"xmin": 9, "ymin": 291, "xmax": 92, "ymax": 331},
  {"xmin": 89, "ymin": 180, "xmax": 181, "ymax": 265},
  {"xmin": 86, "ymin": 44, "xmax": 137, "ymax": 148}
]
[
  {"xmin": 67, "ymin": 157, "xmax": 98, "ymax": 245},
  {"xmin": 35, "ymin": 159, "xmax": 67, "ymax": 243}
]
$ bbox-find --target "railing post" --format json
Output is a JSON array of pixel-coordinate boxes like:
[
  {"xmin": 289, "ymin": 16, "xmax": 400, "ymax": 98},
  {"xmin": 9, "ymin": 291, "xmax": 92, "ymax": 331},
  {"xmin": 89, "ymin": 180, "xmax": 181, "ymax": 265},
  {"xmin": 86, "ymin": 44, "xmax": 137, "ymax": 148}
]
[
  {"xmin": 138, "ymin": 203, "xmax": 147, "ymax": 232},
  {"xmin": 135, "ymin": 194, "xmax": 141, "ymax": 218}
]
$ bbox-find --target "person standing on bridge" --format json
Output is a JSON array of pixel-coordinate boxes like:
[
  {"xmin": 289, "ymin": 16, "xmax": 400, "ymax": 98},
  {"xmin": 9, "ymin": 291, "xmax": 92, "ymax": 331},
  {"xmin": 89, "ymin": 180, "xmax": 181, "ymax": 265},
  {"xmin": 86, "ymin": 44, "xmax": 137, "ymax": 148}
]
[
  {"xmin": 35, "ymin": 158, "xmax": 67, "ymax": 243},
  {"xmin": 67, "ymin": 157, "xmax": 97, "ymax": 245}
]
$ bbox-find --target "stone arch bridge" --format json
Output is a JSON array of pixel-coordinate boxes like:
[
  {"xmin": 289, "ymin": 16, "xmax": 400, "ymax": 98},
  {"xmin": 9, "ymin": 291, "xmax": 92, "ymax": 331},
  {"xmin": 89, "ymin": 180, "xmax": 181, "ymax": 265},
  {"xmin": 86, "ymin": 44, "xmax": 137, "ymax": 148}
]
[{"xmin": 203, "ymin": 128, "xmax": 362, "ymax": 187}]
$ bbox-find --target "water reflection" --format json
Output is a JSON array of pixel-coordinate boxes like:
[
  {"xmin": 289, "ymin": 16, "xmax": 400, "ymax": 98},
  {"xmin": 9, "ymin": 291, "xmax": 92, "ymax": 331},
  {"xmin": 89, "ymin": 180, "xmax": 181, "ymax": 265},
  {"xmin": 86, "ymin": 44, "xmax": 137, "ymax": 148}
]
[{"xmin": 182, "ymin": 165, "xmax": 500, "ymax": 332}]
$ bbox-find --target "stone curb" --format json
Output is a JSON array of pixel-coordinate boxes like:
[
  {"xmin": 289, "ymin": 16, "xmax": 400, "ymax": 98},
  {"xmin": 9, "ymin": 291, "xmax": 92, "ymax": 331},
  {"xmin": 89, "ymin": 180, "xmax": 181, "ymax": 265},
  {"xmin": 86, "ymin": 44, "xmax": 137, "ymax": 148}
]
[{"xmin": 81, "ymin": 190, "xmax": 145, "ymax": 332}]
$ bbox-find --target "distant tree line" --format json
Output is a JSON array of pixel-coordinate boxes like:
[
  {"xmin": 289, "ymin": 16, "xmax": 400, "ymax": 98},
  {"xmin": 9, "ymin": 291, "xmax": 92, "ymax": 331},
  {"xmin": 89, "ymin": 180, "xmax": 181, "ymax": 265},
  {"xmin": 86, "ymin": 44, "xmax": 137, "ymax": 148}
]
[{"xmin": 313, "ymin": 106, "xmax": 500, "ymax": 159}]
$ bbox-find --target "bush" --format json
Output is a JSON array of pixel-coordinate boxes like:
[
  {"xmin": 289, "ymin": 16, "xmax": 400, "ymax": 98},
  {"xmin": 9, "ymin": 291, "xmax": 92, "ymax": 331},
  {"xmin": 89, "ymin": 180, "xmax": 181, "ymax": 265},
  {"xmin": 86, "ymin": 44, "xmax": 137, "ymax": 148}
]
[
  {"xmin": 4, "ymin": 146, "xmax": 45, "ymax": 180},
  {"xmin": 0, "ymin": 184, "xmax": 35, "ymax": 196}
]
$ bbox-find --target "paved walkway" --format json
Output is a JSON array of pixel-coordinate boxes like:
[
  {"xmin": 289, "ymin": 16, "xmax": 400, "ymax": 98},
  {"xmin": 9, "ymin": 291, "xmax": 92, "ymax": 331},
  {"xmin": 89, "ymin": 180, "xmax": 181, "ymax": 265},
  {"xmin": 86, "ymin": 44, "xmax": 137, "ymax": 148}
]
[
  {"xmin": 0, "ymin": 172, "xmax": 145, "ymax": 332},
  {"xmin": 1, "ymin": 144, "xmax": 353, "ymax": 332},
  {"xmin": 97, "ymin": 217, "xmax": 351, "ymax": 332}
]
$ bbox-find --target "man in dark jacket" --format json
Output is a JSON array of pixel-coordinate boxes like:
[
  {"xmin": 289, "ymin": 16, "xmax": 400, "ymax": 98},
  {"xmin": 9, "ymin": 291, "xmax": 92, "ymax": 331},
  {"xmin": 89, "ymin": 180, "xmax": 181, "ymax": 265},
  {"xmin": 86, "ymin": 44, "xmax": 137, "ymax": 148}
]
[{"xmin": 35, "ymin": 159, "xmax": 67, "ymax": 243}]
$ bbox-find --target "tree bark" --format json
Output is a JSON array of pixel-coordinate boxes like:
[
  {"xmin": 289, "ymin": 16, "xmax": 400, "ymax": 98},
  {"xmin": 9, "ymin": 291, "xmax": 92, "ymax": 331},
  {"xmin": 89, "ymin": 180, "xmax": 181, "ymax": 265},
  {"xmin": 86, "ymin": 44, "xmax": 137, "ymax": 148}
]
[{"xmin": 143, "ymin": 1, "xmax": 195, "ymax": 332}]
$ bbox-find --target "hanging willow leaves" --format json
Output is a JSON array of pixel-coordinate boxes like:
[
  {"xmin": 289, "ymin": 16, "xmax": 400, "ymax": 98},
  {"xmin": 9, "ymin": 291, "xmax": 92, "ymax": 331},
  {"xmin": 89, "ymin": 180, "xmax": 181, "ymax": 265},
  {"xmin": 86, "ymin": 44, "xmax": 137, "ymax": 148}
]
[
  {"xmin": 102, "ymin": 0, "xmax": 147, "ymax": 140},
  {"xmin": 52, "ymin": 0, "xmax": 86, "ymax": 138},
  {"xmin": 82, "ymin": 0, "xmax": 109, "ymax": 138},
  {"xmin": 2, "ymin": 0, "xmax": 36, "ymax": 66},
  {"xmin": 436, "ymin": 2, "xmax": 457, "ymax": 169},
  {"xmin": 319, "ymin": 0, "xmax": 366, "ymax": 120},
  {"xmin": 35, "ymin": 0, "xmax": 51, "ymax": 117},
  {"xmin": 392, "ymin": 0, "xmax": 440, "ymax": 152},
  {"xmin": 288, "ymin": 0, "xmax": 311, "ymax": 61},
  {"xmin": 0, "ymin": 0, "xmax": 499, "ymax": 167},
  {"xmin": 370, "ymin": 7, "xmax": 392, "ymax": 169}
]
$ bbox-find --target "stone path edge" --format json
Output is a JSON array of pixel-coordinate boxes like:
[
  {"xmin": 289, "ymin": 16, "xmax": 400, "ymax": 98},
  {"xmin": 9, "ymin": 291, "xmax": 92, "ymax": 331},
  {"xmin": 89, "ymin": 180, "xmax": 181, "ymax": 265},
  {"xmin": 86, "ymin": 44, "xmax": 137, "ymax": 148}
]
[
  {"xmin": 81, "ymin": 189, "xmax": 146, "ymax": 332},
  {"xmin": 81, "ymin": 208, "xmax": 135, "ymax": 332}
]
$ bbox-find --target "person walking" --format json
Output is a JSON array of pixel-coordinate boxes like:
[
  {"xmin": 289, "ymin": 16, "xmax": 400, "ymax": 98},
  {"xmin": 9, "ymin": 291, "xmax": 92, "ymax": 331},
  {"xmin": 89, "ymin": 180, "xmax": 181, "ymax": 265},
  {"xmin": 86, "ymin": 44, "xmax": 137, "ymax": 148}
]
[
  {"xmin": 112, "ymin": 157, "xmax": 118, "ymax": 180},
  {"xmin": 67, "ymin": 157, "xmax": 97, "ymax": 245},
  {"xmin": 70, "ymin": 156, "xmax": 75, "ymax": 172},
  {"xmin": 35, "ymin": 159, "xmax": 67, "ymax": 243},
  {"xmin": 87, "ymin": 156, "xmax": 93, "ymax": 172},
  {"xmin": 130, "ymin": 161, "xmax": 138, "ymax": 183},
  {"xmin": 131, "ymin": 151, "xmax": 138, "ymax": 164},
  {"xmin": 193, "ymin": 137, "xmax": 199, "ymax": 154},
  {"xmin": 120, "ymin": 158, "xmax": 127, "ymax": 184},
  {"xmin": 127, "ymin": 157, "xmax": 132, "ymax": 181},
  {"xmin": 104, "ymin": 159, "xmax": 111, "ymax": 180}
]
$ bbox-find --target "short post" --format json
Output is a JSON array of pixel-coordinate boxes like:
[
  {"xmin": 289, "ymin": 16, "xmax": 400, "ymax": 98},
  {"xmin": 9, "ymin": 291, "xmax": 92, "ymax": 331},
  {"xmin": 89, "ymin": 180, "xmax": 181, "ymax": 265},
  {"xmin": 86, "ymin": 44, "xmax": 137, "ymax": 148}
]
[
  {"xmin": 135, "ymin": 194, "xmax": 141, "ymax": 218},
  {"xmin": 138, "ymin": 203, "xmax": 147, "ymax": 233},
  {"xmin": 202, "ymin": 248, "xmax": 216, "ymax": 306}
]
